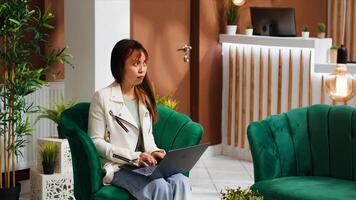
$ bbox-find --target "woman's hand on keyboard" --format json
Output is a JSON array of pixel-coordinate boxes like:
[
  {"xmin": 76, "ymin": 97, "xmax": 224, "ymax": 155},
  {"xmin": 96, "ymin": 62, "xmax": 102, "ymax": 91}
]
[
  {"xmin": 151, "ymin": 151, "xmax": 166, "ymax": 161},
  {"xmin": 139, "ymin": 152, "xmax": 157, "ymax": 167}
]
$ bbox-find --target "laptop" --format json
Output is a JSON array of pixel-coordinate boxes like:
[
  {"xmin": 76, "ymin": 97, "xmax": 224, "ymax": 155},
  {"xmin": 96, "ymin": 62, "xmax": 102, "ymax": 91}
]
[{"xmin": 121, "ymin": 143, "xmax": 209, "ymax": 180}]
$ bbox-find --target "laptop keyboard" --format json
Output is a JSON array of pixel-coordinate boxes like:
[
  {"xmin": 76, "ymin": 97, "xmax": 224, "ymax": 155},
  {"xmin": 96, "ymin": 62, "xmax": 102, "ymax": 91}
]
[{"xmin": 133, "ymin": 165, "xmax": 157, "ymax": 176}]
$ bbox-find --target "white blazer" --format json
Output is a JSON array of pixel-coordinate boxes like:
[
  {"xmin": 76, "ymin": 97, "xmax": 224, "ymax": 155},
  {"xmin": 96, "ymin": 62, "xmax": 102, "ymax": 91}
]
[{"xmin": 88, "ymin": 82, "xmax": 164, "ymax": 184}]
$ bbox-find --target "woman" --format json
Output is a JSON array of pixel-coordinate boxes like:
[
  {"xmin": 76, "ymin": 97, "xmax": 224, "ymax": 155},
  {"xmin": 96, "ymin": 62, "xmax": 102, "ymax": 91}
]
[{"xmin": 88, "ymin": 39, "xmax": 191, "ymax": 200}]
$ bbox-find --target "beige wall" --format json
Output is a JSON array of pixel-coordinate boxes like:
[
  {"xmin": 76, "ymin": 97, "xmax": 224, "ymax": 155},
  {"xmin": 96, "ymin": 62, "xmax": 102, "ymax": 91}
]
[{"xmin": 237, "ymin": 0, "xmax": 327, "ymax": 36}]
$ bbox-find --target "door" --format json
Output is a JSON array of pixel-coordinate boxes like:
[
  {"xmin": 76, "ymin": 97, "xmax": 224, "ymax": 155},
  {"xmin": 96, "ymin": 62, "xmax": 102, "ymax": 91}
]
[{"xmin": 131, "ymin": 0, "xmax": 191, "ymax": 116}]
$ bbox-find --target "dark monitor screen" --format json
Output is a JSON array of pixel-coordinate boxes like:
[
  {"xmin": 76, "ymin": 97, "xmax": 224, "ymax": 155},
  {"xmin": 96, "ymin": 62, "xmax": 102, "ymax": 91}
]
[{"xmin": 250, "ymin": 7, "xmax": 296, "ymax": 37}]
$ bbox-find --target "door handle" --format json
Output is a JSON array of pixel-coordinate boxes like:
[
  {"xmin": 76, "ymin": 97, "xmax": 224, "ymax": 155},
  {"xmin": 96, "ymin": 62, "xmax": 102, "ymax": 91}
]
[
  {"xmin": 177, "ymin": 44, "xmax": 192, "ymax": 52},
  {"xmin": 177, "ymin": 44, "xmax": 192, "ymax": 63}
]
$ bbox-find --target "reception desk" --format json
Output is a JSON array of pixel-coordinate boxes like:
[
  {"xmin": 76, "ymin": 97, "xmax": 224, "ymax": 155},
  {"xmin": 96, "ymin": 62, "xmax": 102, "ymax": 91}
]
[{"xmin": 220, "ymin": 34, "xmax": 356, "ymax": 160}]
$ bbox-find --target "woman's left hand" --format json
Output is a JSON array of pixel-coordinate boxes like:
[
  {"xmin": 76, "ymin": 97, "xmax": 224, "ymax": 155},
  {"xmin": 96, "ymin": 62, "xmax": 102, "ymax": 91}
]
[{"xmin": 151, "ymin": 151, "xmax": 166, "ymax": 161}]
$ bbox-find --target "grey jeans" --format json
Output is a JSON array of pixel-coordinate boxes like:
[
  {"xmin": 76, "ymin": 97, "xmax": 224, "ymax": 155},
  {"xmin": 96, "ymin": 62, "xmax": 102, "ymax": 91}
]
[{"xmin": 111, "ymin": 168, "xmax": 191, "ymax": 200}]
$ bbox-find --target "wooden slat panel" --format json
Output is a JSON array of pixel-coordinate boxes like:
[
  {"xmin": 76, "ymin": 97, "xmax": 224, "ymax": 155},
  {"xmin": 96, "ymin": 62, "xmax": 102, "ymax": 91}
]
[
  {"xmin": 345, "ymin": 0, "xmax": 351, "ymax": 60},
  {"xmin": 249, "ymin": 48, "xmax": 255, "ymax": 122},
  {"xmin": 234, "ymin": 47, "xmax": 240, "ymax": 147},
  {"xmin": 337, "ymin": 0, "xmax": 342, "ymax": 45},
  {"xmin": 241, "ymin": 47, "xmax": 247, "ymax": 148},
  {"xmin": 308, "ymin": 51, "xmax": 312, "ymax": 106},
  {"xmin": 267, "ymin": 48, "xmax": 272, "ymax": 116},
  {"xmin": 321, "ymin": 75, "xmax": 325, "ymax": 104},
  {"xmin": 258, "ymin": 48, "xmax": 264, "ymax": 121},
  {"xmin": 227, "ymin": 46, "xmax": 233, "ymax": 145},
  {"xmin": 330, "ymin": 0, "xmax": 336, "ymax": 40},
  {"xmin": 277, "ymin": 49, "xmax": 282, "ymax": 114},
  {"xmin": 288, "ymin": 49, "xmax": 293, "ymax": 110},
  {"xmin": 298, "ymin": 50, "xmax": 304, "ymax": 107},
  {"xmin": 351, "ymin": 0, "xmax": 355, "ymax": 60}
]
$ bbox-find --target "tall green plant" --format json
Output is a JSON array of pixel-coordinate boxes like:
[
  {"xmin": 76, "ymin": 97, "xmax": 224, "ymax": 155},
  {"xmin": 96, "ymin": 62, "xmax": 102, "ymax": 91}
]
[
  {"xmin": 0, "ymin": 0, "xmax": 72, "ymax": 189},
  {"xmin": 226, "ymin": 1, "xmax": 239, "ymax": 25}
]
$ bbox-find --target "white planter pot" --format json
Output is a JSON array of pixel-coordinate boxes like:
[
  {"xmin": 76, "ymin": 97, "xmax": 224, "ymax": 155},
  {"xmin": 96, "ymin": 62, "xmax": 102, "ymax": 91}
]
[
  {"xmin": 226, "ymin": 25, "xmax": 237, "ymax": 35},
  {"xmin": 317, "ymin": 32, "xmax": 326, "ymax": 38},
  {"xmin": 329, "ymin": 49, "xmax": 338, "ymax": 63},
  {"xmin": 302, "ymin": 31, "xmax": 309, "ymax": 39},
  {"xmin": 245, "ymin": 28, "xmax": 253, "ymax": 36}
]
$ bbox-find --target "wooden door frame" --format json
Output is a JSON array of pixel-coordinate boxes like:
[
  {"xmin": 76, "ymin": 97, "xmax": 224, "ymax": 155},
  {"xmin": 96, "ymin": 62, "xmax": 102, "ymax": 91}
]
[{"xmin": 130, "ymin": 0, "xmax": 200, "ymax": 121}]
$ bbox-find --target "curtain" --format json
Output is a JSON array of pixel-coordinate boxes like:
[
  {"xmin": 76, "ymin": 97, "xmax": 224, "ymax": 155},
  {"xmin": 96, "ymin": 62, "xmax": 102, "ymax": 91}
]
[{"xmin": 328, "ymin": 0, "xmax": 356, "ymax": 61}]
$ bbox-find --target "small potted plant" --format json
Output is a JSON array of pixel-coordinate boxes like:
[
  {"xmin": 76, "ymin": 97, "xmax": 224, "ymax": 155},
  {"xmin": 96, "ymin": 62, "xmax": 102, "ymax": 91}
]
[
  {"xmin": 317, "ymin": 23, "xmax": 326, "ymax": 38},
  {"xmin": 302, "ymin": 25, "xmax": 309, "ymax": 39},
  {"xmin": 152, "ymin": 82, "xmax": 179, "ymax": 110},
  {"xmin": 36, "ymin": 96, "xmax": 76, "ymax": 139},
  {"xmin": 226, "ymin": 1, "xmax": 238, "ymax": 35},
  {"xmin": 41, "ymin": 142, "xmax": 58, "ymax": 175},
  {"xmin": 245, "ymin": 25, "xmax": 253, "ymax": 36},
  {"xmin": 329, "ymin": 44, "xmax": 338, "ymax": 63},
  {"xmin": 220, "ymin": 186, "xmax": 264, "ymax": 200}
]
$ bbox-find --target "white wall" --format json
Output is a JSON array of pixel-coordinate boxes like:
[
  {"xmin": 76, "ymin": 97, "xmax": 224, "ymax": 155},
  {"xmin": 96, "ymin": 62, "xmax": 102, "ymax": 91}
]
[{"xmin": 64, "ymin": 0, "xmax": 130, "ymax": 102}]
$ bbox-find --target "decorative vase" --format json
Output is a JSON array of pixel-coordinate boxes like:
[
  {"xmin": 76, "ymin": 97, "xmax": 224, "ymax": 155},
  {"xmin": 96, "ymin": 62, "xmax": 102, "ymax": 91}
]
[
  {"xmin": 329, "ymin": 49, "xmax": 337, "ymax": 63},
  {"xmin": 0, "ymin": 182, "xmax": 21, "ymax": 200},
  {"xmin": 317, "ymin": 32, "xmax": 325, "ymax": 38},
  {"xmin": 226, "ymin": 25, "xmax": 237, "ymax": 35},
  {"xmin": 302, "ymin": 31, "xmax": 309, "ymax": 39},
  {"xmin": 57, "ymin": 125, "xmax": 66, "ymax": 139},
  {"xmin": 245, "ymin": 28, "xmax": 253, "ymax": 36},
  {"xmin": 42, "ymin": 161, "xmax": 55, "ymax": 175}
]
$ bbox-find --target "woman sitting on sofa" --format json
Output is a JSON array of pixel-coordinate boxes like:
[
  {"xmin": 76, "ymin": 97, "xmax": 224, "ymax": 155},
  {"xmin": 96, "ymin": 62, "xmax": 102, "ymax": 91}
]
[{"xmin": 88, "ymin": 39, "xmax": 191, "ymax": 200}]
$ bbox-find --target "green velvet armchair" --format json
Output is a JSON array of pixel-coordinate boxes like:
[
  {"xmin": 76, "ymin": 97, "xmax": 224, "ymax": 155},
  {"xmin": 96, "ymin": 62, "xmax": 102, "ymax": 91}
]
[
  {"xmin": 248, "ymin": 104, "xmax": 356, "ymax": 200},
  {"xmin": 59, "ymin": 103, "xmax": 204, "ymax": 200}
]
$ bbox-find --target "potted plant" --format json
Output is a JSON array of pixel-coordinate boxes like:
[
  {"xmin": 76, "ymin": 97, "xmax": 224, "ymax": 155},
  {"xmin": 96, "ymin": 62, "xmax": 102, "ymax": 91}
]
[
  {"xmin": 329, "ymin": 44, "xmax": 338, "ymax": 63},
  {"xmin": 220, "ymin": 186, "xmax": 264, "ymax": 200},
  {"xmin": 36, "ymin": 96, "xmax": 76, "ymax": 139},
  {"xmin": 41, "ymin": 142, "xmax": 58, "ymax": 175},
  {"xmin": 151, "ymin": 82, "xmax": 178, "ymax": 110},
  {"xmin": 226, "ymin": 1, "xmax": 239, "ymax": 35},
  {"xmin": 245, "ymin": 25, "xmax": 253, "ymax": 36},
  {"xmin": 0, "ymin": 1, "xmax": 72, "ymax": 199},
  {"xmin": 302, "ymin": 25, "xmax": 310, "ymax": 39},
  {"xmin": 317, "ymin": 23, "xmax": 326, "ymax": 38}
]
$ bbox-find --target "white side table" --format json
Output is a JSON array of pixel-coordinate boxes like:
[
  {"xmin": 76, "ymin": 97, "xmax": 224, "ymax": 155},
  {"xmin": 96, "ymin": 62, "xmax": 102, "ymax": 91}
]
[{"xmin": 30, "ymin": 169, "xmax": 75, "ymax": 200}]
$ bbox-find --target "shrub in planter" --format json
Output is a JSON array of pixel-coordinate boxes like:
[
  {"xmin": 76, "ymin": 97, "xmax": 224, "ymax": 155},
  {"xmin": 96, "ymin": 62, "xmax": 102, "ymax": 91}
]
[
  {"xmin": 220, "ymin": 186, "xmax": 263, "ymax": 200},
  {"xmin": 41, "ymin": 142, "xmax": 58, "ymax": 175}
]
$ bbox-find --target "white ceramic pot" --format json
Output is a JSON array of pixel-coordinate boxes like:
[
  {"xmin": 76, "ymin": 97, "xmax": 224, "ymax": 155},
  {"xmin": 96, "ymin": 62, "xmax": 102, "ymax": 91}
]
[
  {"xmin": 245, "ymin": 28, "xmax": 253, "ymax": 36},
  {"xmin": 226, "ymin": 25, "xmax": 237, "ymax": 35},
  {"xmin": 317, "ymin": 32, "xmax": 326, "ymax": 38},
  {"xmin": 329, "ymin": 49, "xmax": 338, "ymax": 63},
  {"xmin": 302, "ymin": 31, "xmax": 309, "ymax": 39}
]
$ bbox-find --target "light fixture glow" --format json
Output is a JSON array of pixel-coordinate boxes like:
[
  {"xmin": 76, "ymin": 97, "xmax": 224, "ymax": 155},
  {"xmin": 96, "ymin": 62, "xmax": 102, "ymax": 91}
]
[
  {"xmin": 325, "ymin": 64, "xmax": 355, "ymax": 102},
  {"xmin": 232, "ymin": 0, "xmax": 246, "ymax": 6}
]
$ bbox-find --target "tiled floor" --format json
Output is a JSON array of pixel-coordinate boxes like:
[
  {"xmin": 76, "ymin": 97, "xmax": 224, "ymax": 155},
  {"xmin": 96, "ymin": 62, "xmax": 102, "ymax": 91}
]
[
  {"xmin": 20, "ymin": 150, "xmax": 254, "ymax": 200},
  {"xmin": 190, "ymin": 154, "xmax": 254, "ymax": 200}
]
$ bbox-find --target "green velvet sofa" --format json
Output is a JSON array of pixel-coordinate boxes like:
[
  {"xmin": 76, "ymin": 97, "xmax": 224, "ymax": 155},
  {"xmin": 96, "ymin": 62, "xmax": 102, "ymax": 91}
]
[
  {"xmin": 247, "ymin": 104, "xmax": 356, "ymax": 200},
  {"xmin": 59, "ymin": 103, "xmax": 204, "ymax": 200}
]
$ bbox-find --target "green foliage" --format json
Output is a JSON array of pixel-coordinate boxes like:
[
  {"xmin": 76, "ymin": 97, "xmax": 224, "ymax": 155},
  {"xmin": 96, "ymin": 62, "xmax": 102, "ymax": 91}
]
[
  {"xmin": 226, "ymin": 2, "xmax": 239, "ymax": 25},
  {"xmin": 151, "ymin": 82, "xmax": 178, "ymax": 111},
  {"xmin": 303, "ymin": 25, "xmax": 309, "ymax": 32},
  {"xmin": 0, "ymin": 0, "xmax": 73, "ymax": 187},
  {"xmin": 220, "ymin": 187, "xmax": 264, "ymax": 200},
  {"xmin": 330, "ymin": 44, "xmax": 338, "ymax": 50},
  {"xmin": 246, "ymin": 25, "xmax": 253, "ymax": 29},
  {"xmin": 41, "ymin": 142, "xmax": 57, "ymax": 163},
  {"xmin": 156, "ymin": 95, "xmax": 178, "ymax": 111},
  {"xmin": 317, "ymin": 23, "xmax": 326, "ymax": 32},
  {"xmin": 36, "ymin": 96, "xmax": 76, "ymax": 124}
]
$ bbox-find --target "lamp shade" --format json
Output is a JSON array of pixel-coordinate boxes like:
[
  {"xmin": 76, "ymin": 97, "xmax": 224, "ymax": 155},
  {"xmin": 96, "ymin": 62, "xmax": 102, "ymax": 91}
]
[
  {"xmin": 232, "ymin": 0, "xmax": 246, "ymax": 6},
  {"xmin": 325, "ymin": 64, "xmax": 355, "ymax": 102}
]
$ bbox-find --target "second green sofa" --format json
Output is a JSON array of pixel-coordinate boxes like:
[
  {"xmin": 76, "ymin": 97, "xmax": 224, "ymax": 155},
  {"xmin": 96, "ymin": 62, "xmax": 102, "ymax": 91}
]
[{"xmin": 248, "ymin": 104, "xmax": 356, "ymax": 200}]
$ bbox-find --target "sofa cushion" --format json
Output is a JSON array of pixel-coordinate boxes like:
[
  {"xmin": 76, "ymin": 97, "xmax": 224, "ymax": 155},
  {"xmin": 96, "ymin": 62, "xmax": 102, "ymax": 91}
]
[
  {"xmin": 93, "ymin": 185, "xmax": 135, "ymax": 200},
  {"xmin": 252, "ymin": 176, "xmax": 356, "ymax": 200}
]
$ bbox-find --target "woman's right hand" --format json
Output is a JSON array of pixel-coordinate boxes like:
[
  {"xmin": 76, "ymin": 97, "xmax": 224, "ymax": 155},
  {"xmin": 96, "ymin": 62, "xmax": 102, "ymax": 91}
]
[{"xmin": 138, "ymin": 152, "xmax": 157, "ymax": 167}]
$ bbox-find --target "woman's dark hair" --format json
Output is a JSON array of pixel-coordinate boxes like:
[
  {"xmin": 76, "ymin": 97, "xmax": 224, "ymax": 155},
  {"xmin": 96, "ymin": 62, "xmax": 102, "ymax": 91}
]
[{"xmin": 111, "ymin": 39, "xmax": 157, "ymax": 122}]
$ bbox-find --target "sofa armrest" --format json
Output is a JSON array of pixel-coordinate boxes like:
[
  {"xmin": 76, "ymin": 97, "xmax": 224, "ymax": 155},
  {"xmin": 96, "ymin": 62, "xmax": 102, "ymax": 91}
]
[{"xmin": 60, "ymin": 110, "xmax": 103, "ymax": 199}]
